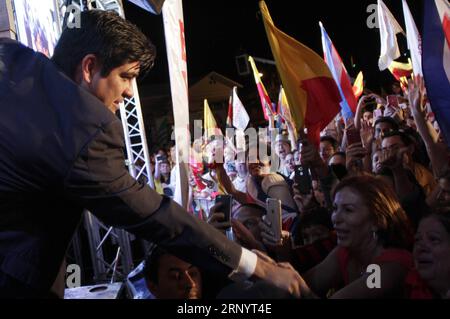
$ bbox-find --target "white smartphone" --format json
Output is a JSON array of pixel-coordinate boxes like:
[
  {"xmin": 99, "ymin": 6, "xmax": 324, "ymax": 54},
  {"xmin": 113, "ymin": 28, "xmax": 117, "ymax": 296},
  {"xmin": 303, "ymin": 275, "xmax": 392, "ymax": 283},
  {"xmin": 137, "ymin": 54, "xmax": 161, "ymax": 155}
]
[{"xmin": 265, "ymin": 198, "xmax": 282, "ymax": 243}]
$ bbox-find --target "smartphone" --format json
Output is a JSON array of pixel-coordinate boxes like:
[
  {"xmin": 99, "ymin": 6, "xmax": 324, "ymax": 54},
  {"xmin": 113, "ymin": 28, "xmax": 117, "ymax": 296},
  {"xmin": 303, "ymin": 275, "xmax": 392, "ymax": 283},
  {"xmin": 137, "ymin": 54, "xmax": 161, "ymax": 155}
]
[
  {"xmin": 346, "ymin": 127, "xmax": 362, "ymax": 146},
  {"xmin": 156, "ymin": 155, "xmax": 167, "ymax": 162},
  {"xmin": 266, "ymin": 198, "xmax": 282, "ymax": 242},
  {"xmin": 294, "ymin": 165, "xmax": 313, "ymax": 195},
  {"xmin": 215, "ymin": 195, "xmax": 232, "ymax": 222},
  {"xmin": 387, "ymin": 95, "xmax": 399, "ymax": 109}
]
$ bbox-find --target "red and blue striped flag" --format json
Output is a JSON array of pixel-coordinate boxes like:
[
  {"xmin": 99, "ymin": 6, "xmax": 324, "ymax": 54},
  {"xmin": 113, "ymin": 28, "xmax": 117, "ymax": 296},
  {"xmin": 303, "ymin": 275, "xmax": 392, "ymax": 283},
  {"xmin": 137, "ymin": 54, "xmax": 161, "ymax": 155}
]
[
  {"xmin": 320, "ymin": 22, "xmax": 357, "ymax": 122},
  {"xmin": 423, "ymin": 0, "xmax": 450, "ymax": 146}
]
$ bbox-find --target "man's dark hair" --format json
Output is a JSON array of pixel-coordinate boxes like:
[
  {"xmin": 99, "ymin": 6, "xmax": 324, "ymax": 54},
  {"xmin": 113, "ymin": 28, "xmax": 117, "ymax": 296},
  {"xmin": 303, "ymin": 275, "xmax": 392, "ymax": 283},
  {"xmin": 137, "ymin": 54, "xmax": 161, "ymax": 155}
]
[
  {"xmin": 52, "ymin": 10, "xmax": 156, "ymax": 80},
  {"xmin": 233, "ymin": 203, "xmax": 266, "ymax": 216},
  {"xmin": 374, "ymin": 116, "xmax": 399, "ymax": 131},
  {"xmin": 143, "ymin": 246, "xmax": 168, "ymax": 284},
  {"xmin": 382, "ymin": 130, "xmax": 413, "ymax": 147},
  {"xmin": 320, "ymin": 136, "xmax": 338, "ymax": 149}
]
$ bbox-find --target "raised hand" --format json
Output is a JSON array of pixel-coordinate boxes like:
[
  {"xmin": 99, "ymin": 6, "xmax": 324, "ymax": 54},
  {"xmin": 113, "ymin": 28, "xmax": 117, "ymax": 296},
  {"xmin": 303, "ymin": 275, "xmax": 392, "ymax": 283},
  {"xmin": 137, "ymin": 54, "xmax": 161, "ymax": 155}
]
[
  {"xmin": 231, "ymin": 219, "xmax": 265, "ymax": 251},
  {"xmin": 207, "ymin": 203, "xmax": 231, "ymax": 233},
  {"xmin": 369, "ymin": 93, "xmax": 386, "ymax": 106},
  {"xmin": 379, "ymin": 146, "xmax": 409, "ymax": 169},
  {"xmin": 408, "ymin": 76, "xmax": 425, "ymax": 116},
  {"xmin": 292, "ymin": 187, "xmax": 320, "ymax": 214},
  {"xmin": 360, "ymin": 121, "xmax": 374, "ymax": 148}
]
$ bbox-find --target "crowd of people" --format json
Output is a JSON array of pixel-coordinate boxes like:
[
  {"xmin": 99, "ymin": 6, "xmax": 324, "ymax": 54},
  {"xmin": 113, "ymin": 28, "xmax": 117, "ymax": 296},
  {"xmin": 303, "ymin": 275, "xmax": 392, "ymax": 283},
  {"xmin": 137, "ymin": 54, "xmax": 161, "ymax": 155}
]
[{"xmin": 144, "ymin": 74, "xmax": 450, "ymax": 299}]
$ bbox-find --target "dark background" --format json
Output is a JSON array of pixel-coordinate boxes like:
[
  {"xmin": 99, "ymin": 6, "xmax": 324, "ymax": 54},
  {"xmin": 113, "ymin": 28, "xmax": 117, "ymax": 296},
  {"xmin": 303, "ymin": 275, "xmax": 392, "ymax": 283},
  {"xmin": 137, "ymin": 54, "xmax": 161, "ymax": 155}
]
[{"xmin": 123, "ymin": 0, "xmax": 425, "ymax": 94}]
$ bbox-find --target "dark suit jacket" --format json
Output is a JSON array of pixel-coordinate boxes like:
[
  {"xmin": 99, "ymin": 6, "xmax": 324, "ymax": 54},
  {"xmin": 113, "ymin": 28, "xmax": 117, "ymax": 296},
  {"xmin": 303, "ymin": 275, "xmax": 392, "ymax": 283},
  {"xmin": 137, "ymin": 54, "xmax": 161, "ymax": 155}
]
[{"xmin": 0, "ymin": 39, "xmax": 241, "ymax": 295}]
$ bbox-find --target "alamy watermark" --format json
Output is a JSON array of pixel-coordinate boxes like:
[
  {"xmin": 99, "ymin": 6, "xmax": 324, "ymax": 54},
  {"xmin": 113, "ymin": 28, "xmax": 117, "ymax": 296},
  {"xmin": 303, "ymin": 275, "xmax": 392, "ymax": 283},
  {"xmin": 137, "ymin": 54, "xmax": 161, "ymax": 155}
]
[
  {"xmin": 64, "ymin": 5, "xmax": 82, "ymax": 29},
  {"xmin": 66, "ymin": 264, "xmax": 81, "ymax": 288},
  {"xmin": 366, "ymin": 4, "xmax": 379, "ymax": 29},
  {"xmin": 366, "ymin": 264, "xmax": 381, "ymax": 289}
]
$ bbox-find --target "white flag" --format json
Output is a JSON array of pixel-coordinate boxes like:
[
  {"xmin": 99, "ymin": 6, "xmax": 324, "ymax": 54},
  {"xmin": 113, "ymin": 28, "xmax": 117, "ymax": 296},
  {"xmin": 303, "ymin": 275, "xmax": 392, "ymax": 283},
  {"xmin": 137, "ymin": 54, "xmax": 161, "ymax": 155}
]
[
  {"xmin": 378, "ymin": 0, "xmax": 404, "ymax": 70},
  {"xmin": 163, "ymin": 0, "xmax": 190, "ymax": 208},
  {"xmin": 232, "ymin": 87, "xmax": 250, "ymax": 131},
  {"xmin": 402, "ymin": 0, "xmax": 423, "ymax": 76}
]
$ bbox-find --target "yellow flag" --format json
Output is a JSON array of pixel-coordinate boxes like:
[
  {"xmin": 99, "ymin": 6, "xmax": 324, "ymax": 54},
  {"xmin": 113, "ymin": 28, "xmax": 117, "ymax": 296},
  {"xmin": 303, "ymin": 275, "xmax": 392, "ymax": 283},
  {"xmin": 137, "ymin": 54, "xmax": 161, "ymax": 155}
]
[
  {"xmin": 204, "ymin": 99, "xmax": 222, "ymax": 142},
  {"xmin": 248, "ymin": 56, "xmax": 273, "ymax": 121},
  {"xmin": 352, "ymin": 71, "xmax": 364, "ymax": 99},
  {"xmin": 259, "ymin": 1, "xmax": 341, "ymax": 145}
]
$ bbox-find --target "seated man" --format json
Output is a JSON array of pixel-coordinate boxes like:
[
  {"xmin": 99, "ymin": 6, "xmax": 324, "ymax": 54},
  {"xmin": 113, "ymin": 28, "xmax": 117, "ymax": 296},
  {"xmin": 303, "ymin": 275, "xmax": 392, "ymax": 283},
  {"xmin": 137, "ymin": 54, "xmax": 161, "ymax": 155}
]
[{"xmin": 144, "ymin": 246, "xmax": 202, "ymax": 299}]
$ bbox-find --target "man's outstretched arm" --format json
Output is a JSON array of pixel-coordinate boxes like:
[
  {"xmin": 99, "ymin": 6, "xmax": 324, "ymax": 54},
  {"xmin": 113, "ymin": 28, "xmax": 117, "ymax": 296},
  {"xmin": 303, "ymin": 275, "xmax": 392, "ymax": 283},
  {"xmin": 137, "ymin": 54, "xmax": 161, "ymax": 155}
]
[{"xmin": 64, "ymin": 119, "xmax": 303, "ymax": 297}]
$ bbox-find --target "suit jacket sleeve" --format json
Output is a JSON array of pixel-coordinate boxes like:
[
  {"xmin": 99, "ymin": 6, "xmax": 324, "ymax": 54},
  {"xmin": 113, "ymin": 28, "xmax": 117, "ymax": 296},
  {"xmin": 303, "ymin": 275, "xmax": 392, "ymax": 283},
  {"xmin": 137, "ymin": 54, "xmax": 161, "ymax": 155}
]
[{"xmin": 63, "ymin": 119, "xmax": 242, "ymax": 276}]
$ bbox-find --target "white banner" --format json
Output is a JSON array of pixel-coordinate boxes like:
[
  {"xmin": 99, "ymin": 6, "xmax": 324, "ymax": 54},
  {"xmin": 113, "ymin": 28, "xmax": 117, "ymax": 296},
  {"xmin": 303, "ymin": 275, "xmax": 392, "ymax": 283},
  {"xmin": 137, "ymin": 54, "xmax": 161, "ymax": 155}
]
[
  {"xmin": 402, "ymin": 0, "xmax": 423, "ymax": 77},
  {"xmin": 162, "ymin": 0, "xmax": 190, "ymax": 207},
  {"xmin": 378, "ymin": 0, "xmax": 404, "ymax": 70},
  {"xmin": 232, "ymin": 87, "xmax": 250, "ymax": 131}
]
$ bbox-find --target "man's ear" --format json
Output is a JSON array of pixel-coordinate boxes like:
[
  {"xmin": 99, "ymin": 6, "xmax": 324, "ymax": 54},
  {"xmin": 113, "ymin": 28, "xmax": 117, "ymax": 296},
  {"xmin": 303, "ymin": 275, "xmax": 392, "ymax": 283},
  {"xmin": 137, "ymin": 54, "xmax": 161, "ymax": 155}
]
[{"xmin": 78, "ymin": 54, "xmax": 100, "ymax": 85}]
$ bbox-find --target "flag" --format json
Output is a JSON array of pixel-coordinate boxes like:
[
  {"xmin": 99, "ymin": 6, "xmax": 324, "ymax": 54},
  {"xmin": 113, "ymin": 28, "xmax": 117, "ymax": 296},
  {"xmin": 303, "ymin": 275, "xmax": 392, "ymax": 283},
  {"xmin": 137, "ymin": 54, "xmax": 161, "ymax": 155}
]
[
  {"xmin": 388, "ymin": 60, "xmax": 413, "ymax": 81},
  {"xmin": 278, "ymin": 86, "xmax": 292, "ymax": 124},
  {"xmin": 232, "ymin": 87, "xmax": 250, "ymax": 131},
  {"xmin": 378, "ymin": 0, "xmax": 405, "ymax": 70},
  {"xmin": 204, "ymin": 99, "xmax": 222, "ymax": 142},
  {"xmin": 278, "ymin": 86, "xmax": 298, "ymax": 149},
  {"xmin": 320, "ymin": 22, "xmax": 358, "ymax": 121},
  {"xmin": 423, "ymin": 0, "xmax": 450, "ymax": 147},
  {"xmin": 162, "ymin": 0, "xmax": 189, "ymax": 207},
  {"xmin": 226, "ymin": 94, "xmax": 233, "ymax": 128},
  {"xmin": 248, "ymin": 55, "xmax": 273, "ymax": 121},
  {"xmin": 402, "ymin": 0, "xmax": 423, "ymax": 77},
  {"xmin": 352, "ymin": 71, "xmax": 364, "ymax": 99},
  {"xmin": 259, "ymin": 1, "xmax": 341, "ymax": 146}
]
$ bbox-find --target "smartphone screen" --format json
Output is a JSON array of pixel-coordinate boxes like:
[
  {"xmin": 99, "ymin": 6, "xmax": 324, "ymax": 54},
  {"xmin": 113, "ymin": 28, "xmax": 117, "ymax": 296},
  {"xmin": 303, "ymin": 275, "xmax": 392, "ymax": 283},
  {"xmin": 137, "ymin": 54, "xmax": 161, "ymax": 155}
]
[
  {"xmin": 294, "ymin": 165, "xmax": 312, "ymax": 195},
  {"xmin": 266, "ymin": 198, "xmax": 282, "ymax": 242},
  {"xmin": 215, "ymin": 195, "xmax": 232, "ymax": 222}
]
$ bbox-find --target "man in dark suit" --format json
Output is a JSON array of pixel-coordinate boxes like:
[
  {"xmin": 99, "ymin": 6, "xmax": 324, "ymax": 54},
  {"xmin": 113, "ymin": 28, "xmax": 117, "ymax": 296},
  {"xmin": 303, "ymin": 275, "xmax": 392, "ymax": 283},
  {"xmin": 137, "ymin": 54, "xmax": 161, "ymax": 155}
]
[{"xmin": 0, "ymin": 10, "xmax": 303, "ymax": 298}]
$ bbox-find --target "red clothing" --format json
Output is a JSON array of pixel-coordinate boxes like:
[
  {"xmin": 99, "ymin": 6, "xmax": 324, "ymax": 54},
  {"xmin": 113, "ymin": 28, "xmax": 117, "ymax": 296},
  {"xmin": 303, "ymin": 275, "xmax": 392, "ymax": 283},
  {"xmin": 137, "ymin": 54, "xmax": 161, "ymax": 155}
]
[
  {"xmin": 291, "ymin": 233, "xmax": 337, "ymax": 273},
  {"xmin": 404, "ymin": 269, "xmax": 435, "ymax": 299},
  {"xmin": 337, "ymin": 247, "xmax": 414, "ymax": 285}
]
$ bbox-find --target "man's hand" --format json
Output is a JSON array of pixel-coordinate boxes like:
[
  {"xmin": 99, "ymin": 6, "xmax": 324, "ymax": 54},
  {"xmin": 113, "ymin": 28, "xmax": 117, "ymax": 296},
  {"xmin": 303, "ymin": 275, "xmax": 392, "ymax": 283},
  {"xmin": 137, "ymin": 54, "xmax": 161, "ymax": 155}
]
[
  {"xmin": 360, "ymin": 121, "xmax": 374, "ymax": 148},
  {"xmin": 408, "ymin": 76, "xmax": 425, "ymax": 116},
  {"xmin": 369, "ymin": 93, "xmax": 386, "ymax": 106},
  {"xmin": 207, "ymin": 203, "xmax": 231, "ymax": 233},
  {"xmin": 292, "ymin": 187, "xmax": 320, "ymax": 214},
  {"xmin": 299, "ymin": 138, "xmax": 328, "ymax": 177},
  {"xmin": 379, "ymin": 146, "xmax": 409, "ymax": 169},
  {"xmin": 259, "ymin": 220, "xmax": 292, "ymax": 262},
  {"xmin": 231, "ymin": 219, "xmax": 266, "ymax": 251},
  {"xmin": 251, "ymin": 250, "xmax": 308, "ymax": 298},
  {"xmin": 345, "ymin": 143, "xmax": 367, "ymax": 171}
]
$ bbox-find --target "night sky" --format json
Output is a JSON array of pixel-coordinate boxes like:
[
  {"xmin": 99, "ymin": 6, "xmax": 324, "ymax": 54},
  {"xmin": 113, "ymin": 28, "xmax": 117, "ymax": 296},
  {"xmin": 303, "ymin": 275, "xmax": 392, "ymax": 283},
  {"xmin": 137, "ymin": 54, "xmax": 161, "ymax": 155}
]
[{"xmin": 123, "ymin": 0, "xmax": 425, "ymax": 94}]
